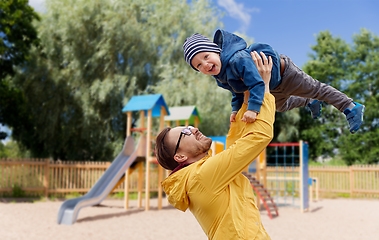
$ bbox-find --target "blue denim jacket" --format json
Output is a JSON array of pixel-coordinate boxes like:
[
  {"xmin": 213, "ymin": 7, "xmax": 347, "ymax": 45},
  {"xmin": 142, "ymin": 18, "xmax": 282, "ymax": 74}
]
[{"xmin": 213, "ymin": 29, "xmax": 282, "ymax": 112}]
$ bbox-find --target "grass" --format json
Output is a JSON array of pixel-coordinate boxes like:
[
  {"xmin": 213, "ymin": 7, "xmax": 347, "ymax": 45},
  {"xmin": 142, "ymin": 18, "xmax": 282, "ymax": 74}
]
[
  {"xmin": 110, "ymin": 191, "xmax": 159, "ymax": 200},
  {"xmin": 309, "ymin": 157, "xmax": 347, "ymax": 166}
]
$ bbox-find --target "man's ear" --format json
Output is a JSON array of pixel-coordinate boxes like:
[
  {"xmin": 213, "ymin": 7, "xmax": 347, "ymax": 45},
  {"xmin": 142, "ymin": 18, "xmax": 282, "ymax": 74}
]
[{"xmin": 174, "ymin": 153, "xmax": 188, "ymax": 163}]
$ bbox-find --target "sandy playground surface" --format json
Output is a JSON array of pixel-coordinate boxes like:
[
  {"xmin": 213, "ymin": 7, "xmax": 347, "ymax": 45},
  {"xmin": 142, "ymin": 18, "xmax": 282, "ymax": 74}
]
[{"xmin": 0, "ymin": 197, "xmax": 378, "ymax": 240}]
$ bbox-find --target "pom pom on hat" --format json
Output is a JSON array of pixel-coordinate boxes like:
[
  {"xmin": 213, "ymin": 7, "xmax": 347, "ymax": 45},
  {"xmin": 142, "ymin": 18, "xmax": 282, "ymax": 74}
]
[{"xmin": 183, "ymin": 33, "xmax": 221, "ymax": 71}]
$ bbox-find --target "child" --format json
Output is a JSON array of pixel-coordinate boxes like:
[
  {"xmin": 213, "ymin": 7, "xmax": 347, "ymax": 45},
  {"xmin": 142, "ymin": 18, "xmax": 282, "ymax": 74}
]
[{"xmin": 183, "ymin": 29, "xmax": 365, "ymax": 133}]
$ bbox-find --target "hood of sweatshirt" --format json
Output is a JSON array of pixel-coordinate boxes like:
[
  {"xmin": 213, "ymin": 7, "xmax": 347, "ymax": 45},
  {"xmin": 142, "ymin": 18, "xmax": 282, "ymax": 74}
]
[
  {"xmin": 213, "ymin": 29, "xmax": 247, "ymax": 78},
  {"xmin": 161, "ymin": 162, "xmax": 194, "ymax": 212}
]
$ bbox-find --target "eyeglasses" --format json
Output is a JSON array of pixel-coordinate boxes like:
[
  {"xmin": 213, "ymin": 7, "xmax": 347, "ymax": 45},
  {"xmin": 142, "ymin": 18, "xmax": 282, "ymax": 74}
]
[{"xmin": 173, "ymin": 126, "xmax": 195, "ymax": 156}]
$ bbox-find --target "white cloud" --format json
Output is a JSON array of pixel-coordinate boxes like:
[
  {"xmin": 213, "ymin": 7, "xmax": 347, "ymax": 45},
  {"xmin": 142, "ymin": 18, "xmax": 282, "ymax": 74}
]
[
  {"xmin": 217, "ymin": 0, "xmax": 259, "ymax": 33},
  {"xmin": 28, "ymin": 0, "xmax": 46, "ymax": 13}
]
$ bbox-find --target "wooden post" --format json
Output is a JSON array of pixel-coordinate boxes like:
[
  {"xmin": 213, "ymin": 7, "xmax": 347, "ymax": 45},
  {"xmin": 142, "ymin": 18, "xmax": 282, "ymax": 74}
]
[
  {"xmin": 124, "ymin": 168, "xmax": 130, "ymax": 210},
  {"xmin": 43, "ymin": 159, "xmax": 49, "ymax": 198},
  {"xmin": 157, "ymin": 106, "xmax": 166, "ymax": 210},
  {"xmin": 145, "ymin": 109, "xmax": 152, "ymax": 211},
  {"xmin": 138, "ymin": 161, "xmax": 143, "ymax": 208},
  {"xmin": 124, "ymin": 111, "xmax": 132, "ymax": 210},
  {"xmin": 139, "ymin": 110, "xmax": 145, "ymax": 209},
  {"xmin": 140, "ymin": 110, "xmax": 145, "ymax": 130},
  {"xmin": 126, "ymin": 111, "xmax": 132, "ymax": 136},
  {"xmin": 316, "ymin": 177, "xmax": 319, "ymax": 201},
  {"xmin": 350, "ymin": 166, "xmax": 354, "ymax": 197},
  {"xmin": 158, "ymin": 166, "xmax": 163, "ymax": 210},
  {"xmin": 300, "ymin": 140, "xmax": 304, "ymax": 213},
  {"xmin": 185, "ymin": 119, "xmax": 189, "ymax": 126},
  {"xmin": 194, "ymin": 117, "xmax": 199, "ymax": 128}
]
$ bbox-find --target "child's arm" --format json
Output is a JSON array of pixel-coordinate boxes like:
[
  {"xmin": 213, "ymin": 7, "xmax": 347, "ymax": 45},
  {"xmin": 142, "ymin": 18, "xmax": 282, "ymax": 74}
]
[{"xmin": 241, "ymin": 51, "xmax": 273, "ymax": 122}]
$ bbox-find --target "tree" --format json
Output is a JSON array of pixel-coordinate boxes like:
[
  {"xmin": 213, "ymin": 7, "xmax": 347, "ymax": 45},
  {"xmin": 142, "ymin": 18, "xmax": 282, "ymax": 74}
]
[
  {"xmin": 299, "ymin": 29, "xmax": 379, "ymax": 164},
  {"xmin": 338, "ymin": 29, "xmax": 379, "ymax": 164},
  {"xmin": 10, "ymin": 0, "xmax": 224, "ymax": 160},
  {"xmin": 0, "ymin": 0, "xmax": 40, "ymax": 140}
]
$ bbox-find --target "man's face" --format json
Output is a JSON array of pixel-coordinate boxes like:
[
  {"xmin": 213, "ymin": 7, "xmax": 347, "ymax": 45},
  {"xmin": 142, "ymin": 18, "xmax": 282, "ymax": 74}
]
[
  {"xmin": 191, "ymin": 51, "xmax": 221, "ymax": 75},
  {"xmin": 167, "ymin": 126, "xmax": 212, "ymax": 159}
]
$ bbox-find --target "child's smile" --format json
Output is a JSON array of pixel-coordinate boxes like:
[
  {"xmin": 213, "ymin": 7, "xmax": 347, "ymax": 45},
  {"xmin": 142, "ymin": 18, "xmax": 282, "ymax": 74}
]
[{"xmin": 191, "ymin": 51, "xmax": 221, "ymax": 76}]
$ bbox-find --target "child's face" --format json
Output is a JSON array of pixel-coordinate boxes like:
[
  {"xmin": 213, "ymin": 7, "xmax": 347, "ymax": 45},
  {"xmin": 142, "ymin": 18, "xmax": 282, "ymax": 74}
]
[{"xmin": 191, "ymin": 52, "xmax": 221, "ymax": 75}]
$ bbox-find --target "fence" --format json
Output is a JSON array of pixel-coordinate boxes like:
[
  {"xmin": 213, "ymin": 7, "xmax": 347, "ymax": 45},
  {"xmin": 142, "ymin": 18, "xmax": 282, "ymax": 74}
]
[
  {"xmin": 0, "ymin": 158, "xmax": 160, "ymax": 198},
  {"xmin": 1, "ymin": 158, "xmax": 378, "ymax": 199},
  {"xmin": 266, "ymin": 165, "xmax": 379, "ymax": 199}
]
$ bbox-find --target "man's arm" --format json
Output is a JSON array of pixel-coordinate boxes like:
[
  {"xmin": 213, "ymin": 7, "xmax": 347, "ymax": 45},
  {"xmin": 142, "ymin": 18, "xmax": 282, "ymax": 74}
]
[
  {"xmin": 199, "ymin": 52, "xmax": 274, "ymax": 194},
  {"xmin": 199, "ymin": 93, "xmax": 275, "ymax": 194}
]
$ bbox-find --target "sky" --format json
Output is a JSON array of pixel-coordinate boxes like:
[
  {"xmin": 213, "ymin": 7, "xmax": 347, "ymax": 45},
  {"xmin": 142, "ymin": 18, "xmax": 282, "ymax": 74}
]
[
  {"xmin": 28, "ymin": 0, "xmax": 379, "ymax": 67},
  {"xmin": 215, "ymin": 0, "xmax": 379, "ymax": 67},
  {"xmin": 2, "ymin": 0, "xmax": 377, "ymax": 144}
]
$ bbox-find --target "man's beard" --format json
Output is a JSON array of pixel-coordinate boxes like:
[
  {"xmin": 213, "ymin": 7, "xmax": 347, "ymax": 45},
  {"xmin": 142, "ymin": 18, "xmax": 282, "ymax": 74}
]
[{"xmin": 194, "ymin": 137, "xmax": 212, "ymax": 156}]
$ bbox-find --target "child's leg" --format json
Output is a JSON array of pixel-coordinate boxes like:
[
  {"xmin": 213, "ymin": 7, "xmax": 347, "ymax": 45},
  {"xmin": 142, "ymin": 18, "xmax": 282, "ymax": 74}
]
[
  {"xmin": 272, "ymin": 92, "xmax": 311, "ymax": 112},
  {"xmin": 275, "ymin": 55, "xmax": 354, "ymax": 112}
]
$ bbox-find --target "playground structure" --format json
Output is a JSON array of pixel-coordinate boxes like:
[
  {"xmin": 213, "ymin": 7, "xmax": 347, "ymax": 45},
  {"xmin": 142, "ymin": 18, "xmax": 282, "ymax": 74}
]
[
  {"xmin": 164, "ymin": 105, "xmax": 201, "ymax": 128},
  {"xmin": 111, "ymin": 95, "xmax": 204, "ymax": 211},
  {"xmin": 265, "ymin": 141, "xmax": 310, "ymax": 213},
  {"xmin": 210, "ymin": 139, "xmax": 311, "ymax": 215},
  {"xmin": 121, "ymin": 94, "xmax": 169, "ymax": 211},
  {"xmin": 57, "ymin": 136, "xmax": 145, "ymax": 225},
  {"xmin": 57, "ymin": 94, "xmax": 171, "ymax": 224},
  {"xmin": 57, "ymin": 92, "xmax": 311, "ymax": 224}
]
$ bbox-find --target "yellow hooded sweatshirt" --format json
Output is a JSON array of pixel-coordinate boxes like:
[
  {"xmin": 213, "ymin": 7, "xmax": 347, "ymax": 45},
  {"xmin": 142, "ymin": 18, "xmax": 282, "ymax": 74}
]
[{"xmin": 162, "ymin": 93, "xmax": 275, "ymax": 240}]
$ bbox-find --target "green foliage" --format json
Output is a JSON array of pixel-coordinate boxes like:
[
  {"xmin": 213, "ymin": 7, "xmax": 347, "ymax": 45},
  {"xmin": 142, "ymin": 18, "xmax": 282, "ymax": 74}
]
[
  {"xmin": 65, "ymin": 192, "xmax": 82, "ymax": 199},
  {"xmin": 9, "ymin": 0, "xmax": 223, "ymax": 160},
  {"xmin": 299, "ymin": 29, "xmax": 379, "ymax": 165},
  {"xmin": 0, "ymin": 0, "xmax": 40, "ymax": 141},
  {"xmin": 0, "ymin": 141, "xmax": 5, "ymax": 158},
  {"xmin": 0, "ymin": 140, "xmax": 31, "ymax": 158},
  {"xmin": 11, "ymin": 184, "xmax": 26, "ymax": 198},
  {"xmin": 0, "ymin": 0, "xmax": 40, "ymax": 78},
  {"xmin": 309, "ymin": 157, "xmax": 347, "ymax": 166}
]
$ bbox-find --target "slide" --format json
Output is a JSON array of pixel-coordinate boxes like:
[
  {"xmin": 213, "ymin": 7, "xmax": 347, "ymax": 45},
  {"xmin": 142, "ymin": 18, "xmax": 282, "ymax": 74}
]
[{"xmin": 57, "ymin": 135, "xmax": 146, "ymax": 225}]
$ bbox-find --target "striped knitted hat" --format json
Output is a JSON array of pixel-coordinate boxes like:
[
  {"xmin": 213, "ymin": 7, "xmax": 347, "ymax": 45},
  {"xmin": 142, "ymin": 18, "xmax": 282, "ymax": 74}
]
[{"xmin": 183, "ymin": 33, "xmax": 221, "ymax": 71}]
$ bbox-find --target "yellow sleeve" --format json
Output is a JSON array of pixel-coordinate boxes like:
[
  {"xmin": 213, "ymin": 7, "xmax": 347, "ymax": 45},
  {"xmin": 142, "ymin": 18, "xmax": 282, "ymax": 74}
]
[
  {"xmin": 226, "ymin": 93, "xmax": 275, "ymax": 148},
  {"xmin": 200, "ymin": 93, "xmax": 275, "ymax": 193},
  {"xmin": 225, "ymin": 103, "xmax": 248, "ymax": 149}
]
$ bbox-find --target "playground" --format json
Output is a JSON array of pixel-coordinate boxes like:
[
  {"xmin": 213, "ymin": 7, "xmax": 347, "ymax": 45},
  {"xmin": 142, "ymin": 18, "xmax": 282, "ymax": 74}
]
[
  {"xmin": 1, "ymin": 92, "xmax": 378, "ymax": 238},
  {"xmin": 1, "ymin": 197, "xmax": 378, "ymax": 240}
]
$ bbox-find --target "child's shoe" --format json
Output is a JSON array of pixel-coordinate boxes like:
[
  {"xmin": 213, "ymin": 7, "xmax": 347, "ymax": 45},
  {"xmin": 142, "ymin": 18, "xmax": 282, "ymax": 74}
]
[
  {"xmin": 343, "ymin": 102, "xmax": 365, "ymax": 134},
  {"xmin": 307, "ymin": 99, "xmax": 322, "ymax": 119}
]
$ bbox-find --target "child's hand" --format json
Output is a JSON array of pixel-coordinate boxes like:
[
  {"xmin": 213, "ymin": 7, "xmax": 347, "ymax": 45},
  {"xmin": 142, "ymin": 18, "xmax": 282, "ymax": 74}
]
[
  {"xmin": 230, "ymin": 112, "xmax": 237, "ymax": 123},
  {"xmin": 242, "ymin": 110, "xmax": 258, "ymax": 123}
]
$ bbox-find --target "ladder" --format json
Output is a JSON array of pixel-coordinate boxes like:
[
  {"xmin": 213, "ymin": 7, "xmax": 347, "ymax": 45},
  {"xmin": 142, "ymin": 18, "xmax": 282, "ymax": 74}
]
[{"xmin": 243, "ymin": 173, "xmax": 279, "ymax": 219}]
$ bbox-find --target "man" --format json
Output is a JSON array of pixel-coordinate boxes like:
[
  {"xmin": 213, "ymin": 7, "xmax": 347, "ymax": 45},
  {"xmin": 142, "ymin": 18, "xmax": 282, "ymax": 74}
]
[{"xmin": 155, "ymin": 51, "xmax": 275, "ymax": 239}]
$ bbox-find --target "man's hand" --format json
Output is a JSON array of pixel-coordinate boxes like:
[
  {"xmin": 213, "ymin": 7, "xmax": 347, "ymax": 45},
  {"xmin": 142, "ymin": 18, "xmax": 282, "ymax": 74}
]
[
  {"xmin": 251, "ymin": 51, "xmax": 273, "ymax": 93},
  {"xmin": 241, "ymin": 110, "xmax": 258, "ymax": 123}
]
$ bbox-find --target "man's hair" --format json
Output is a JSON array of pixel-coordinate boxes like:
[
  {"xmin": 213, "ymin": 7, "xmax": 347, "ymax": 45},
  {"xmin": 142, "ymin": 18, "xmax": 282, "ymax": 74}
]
[{"xmin": 155, "ymin": 127, "xmax": 179, "ymax": 171}]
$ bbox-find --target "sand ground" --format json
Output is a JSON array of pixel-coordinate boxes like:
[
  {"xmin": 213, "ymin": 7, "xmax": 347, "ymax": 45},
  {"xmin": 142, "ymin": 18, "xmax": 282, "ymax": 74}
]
[{"xmin": 0, "ymin": 197, "xmax": 378, "ymax": 240}]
